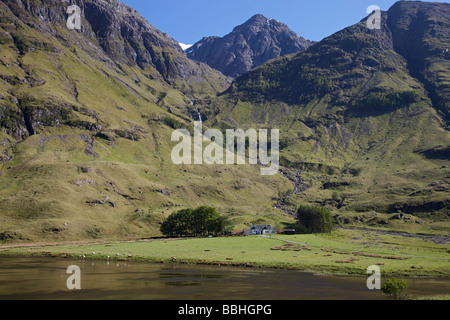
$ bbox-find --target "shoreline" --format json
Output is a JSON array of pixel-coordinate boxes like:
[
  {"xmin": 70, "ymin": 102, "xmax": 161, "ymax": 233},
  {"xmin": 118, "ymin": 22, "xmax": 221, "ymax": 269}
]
[
  {"xmin": 1, "ymin": 235, "xmax": 449, "ymax": 279},
  {"xmin": 1, "ymin": 251, "xmax": 447, "ymax": 280}
]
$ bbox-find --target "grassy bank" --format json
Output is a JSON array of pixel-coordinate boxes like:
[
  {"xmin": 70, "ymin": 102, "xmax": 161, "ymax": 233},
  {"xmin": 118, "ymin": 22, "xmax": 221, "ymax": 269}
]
[{"xmin": 0, "ymin": 228, "xmax": 449, "ymax": 278}]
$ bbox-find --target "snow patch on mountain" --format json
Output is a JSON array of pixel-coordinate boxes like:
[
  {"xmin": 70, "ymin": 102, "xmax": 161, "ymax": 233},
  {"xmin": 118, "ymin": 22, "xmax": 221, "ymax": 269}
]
[{"xmin": 179, "ymin": 43, "xmax": 193, "ymax": 51}]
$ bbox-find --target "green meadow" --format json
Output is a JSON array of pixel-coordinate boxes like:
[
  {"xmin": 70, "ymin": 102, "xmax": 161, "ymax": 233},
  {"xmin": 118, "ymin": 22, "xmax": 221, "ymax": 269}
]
[{"xmin": 1, "ymin": 228, "xmax": 448, "ymax": 278}]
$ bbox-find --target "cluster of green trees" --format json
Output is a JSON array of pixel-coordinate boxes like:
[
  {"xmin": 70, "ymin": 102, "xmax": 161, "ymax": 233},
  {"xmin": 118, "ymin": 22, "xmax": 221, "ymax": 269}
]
[
  {"xmin": 161, "ymin": 204, "xmax": 335, "ymax": 237},
  {"xmin": 160, "ymin": 206, "xmax": 233, "ymax": 237},
  {"xmin": 295, "ymin": 205, "xmax": 335, "ymax": 234}
]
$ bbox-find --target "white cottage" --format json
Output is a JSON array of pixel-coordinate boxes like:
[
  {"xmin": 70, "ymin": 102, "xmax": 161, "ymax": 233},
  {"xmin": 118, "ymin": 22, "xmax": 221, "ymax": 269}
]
[{"xmin": 244, "ymin": 224, "xmax": 277, "ymax": 235}]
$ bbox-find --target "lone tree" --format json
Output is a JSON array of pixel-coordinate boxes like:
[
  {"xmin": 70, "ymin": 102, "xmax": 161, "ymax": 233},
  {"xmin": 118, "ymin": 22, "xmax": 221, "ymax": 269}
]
[
  {"xmin": 160, "ymin": 206, "xmax": 233, "ymax": 237},
  {"xmin": 381, "ymin": 278, "xmax": 409, "ymax": 300},
  {"xmin": 296, "ymin": 205, "xmax": 334, "ymax": 234}
]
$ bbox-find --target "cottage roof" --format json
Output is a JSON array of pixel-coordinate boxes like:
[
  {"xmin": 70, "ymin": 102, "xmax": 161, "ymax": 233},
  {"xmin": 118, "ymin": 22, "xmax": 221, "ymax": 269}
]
[{"xmin": 251, "ymin": 224, "xmax": 275, "ymax": 230}]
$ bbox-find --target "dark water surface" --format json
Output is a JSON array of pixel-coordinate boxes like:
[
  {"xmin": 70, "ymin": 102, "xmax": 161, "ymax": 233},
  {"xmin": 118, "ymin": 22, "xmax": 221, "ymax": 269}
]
[{"xmin": 0, "ymin": 257, "xmax": 448, "ymax": 300}]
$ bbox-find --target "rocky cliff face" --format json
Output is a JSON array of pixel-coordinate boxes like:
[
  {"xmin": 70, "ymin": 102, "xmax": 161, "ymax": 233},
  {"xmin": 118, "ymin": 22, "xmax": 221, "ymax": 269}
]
[
  {"xmin": 187, "ymin": 14, "xmax": 314, "ymax": 77},
  {"xmin": 1, "ymin": 0, "xmax": 230, "ymax": 89},
  {"xmin": 387, "ymin": 1, "xmax": 450, "ymax": 123},
  {"xmin": 0, "ymin": 0, "xmax": 230, "ymax": 140}
]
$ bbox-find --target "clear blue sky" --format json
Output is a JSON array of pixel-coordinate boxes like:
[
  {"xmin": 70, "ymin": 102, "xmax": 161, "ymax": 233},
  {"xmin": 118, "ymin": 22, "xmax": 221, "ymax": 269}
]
[{"xmin": 120, "ymin": 0, "xmax": 449, "ymax": 44}]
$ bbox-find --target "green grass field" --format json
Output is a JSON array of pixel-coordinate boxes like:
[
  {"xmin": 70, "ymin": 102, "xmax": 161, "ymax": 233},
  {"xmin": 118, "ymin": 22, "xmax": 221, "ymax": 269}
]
[{"xmin": 1, "ymin": 228, "xmax": 448, "ymax": 278}]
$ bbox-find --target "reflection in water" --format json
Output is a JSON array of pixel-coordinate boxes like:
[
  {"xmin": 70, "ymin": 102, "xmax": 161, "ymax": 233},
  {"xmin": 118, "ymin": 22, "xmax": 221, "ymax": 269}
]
[{"xmin": 0, "ymin": 257, "xmax": 448, "ymax": 300}]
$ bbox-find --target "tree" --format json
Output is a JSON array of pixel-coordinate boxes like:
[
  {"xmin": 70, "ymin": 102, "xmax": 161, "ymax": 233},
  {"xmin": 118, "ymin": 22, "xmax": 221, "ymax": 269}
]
[
  {"xmin": 381, "ymin": 278, "xmax": 409, "ymax": 300},
  {"xmin": 160, "ymin": 208, "xmax": 193, "ymax": 237},
  {"xmin": 193, "ymin": 206, "xmax": 217, "ymax": 237},
  {"xmin": 208, "ymin": 215, "xmax": 233, "ymax": 236},
  {"xmin": 296, "ymin": 205, "xmax": 334, "ymax": 234},
  {"xmin": 160, "ymin": 206, "xmax": 233, "ymax": 237}
]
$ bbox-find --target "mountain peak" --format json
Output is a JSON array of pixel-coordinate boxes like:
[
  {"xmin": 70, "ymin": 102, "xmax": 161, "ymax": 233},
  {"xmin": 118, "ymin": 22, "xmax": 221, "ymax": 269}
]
[
  {"xmin": 187, "ymin": 15, "xmax": 314, "ymax": 77},
  {"xmin": 237, "ymin": 14, "xmax": 286, "ymax": 32},
  {"xmin": 249, "ymin": 13, "xmax": 267, "ymax": 20},
  {"xmin": 245, "ymin": 13, "xmax": 270, "ymax": 24}
]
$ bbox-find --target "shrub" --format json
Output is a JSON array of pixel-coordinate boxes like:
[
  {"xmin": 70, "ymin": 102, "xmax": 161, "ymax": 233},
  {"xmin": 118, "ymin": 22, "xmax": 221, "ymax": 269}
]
[
  {"xmin": 349, "ymin": 167, "xmax": 362, "ymax": 177},
  {"xmin": 162, "ymin": 116, "xmax": 183, "ymax": 129},
  {"xmin": 296, "ymin": 205, "xmax": 335, "ymax": 234},
  {"xmin": 381, "ymin": 278, "xmax": 409, "ymax": 300},
  {"xmin": 332, "ymin": 191, "xmax": 342, "ymax": 202},
  {"xmin": 13, "ymin": 34, "xmax": 28, "ymax": 55}
]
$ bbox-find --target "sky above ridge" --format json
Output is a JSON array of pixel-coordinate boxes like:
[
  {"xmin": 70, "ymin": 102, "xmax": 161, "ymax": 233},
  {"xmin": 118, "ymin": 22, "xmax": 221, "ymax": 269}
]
[{"xmin": 120, "ymin": 0, "xmax": 449, "ymax": 44}]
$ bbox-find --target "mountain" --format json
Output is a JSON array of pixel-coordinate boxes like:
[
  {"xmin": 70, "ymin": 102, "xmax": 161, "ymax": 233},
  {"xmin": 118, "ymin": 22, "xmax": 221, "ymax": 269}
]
[
  {"xmin": 0, "ymin": 0, "xmax": 290, "ymax": 242},
  {"xmin": 0, "ymin": 0, "xmax": 448, "ymax": 243},
  {"xmin": 387, "ymin": 1, "xmax": 450, "ymax": 124},
  {"xmin": 0, "ymin": 0, "xmax": 234, "ymax": 141},
  {"xmin": 187, "ymin": 14, "xmax": 315, "ymax": 77},
  {"xmin": 203, "ymin": 1, "xmax": 449, "ymax": 225}
]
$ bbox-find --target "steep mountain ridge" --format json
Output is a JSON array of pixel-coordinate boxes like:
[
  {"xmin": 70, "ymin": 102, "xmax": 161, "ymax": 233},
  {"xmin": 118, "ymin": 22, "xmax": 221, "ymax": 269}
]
[
  {"xmin": 202, "ymin": 2, "xmax": 449, "ymax": 224},
  {"xmin": 3, "ymin": 0, "xmax": 231, "ymax": 89},
  {"xmin": 387, "ymin": 1, "xmax": 450, "ymax": 124},
  {"xmin": 187, "ymin": 14, "xmax": 314, "ymax": 77},
  {"xmin": 0, "ymin": 0, "xmax": 231, "ymax": 141}
]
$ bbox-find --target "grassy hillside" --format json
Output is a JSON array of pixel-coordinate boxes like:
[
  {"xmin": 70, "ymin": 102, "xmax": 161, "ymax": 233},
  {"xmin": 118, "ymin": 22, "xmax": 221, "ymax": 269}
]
[
  {"xmin": 200, "ymin": 3, "xmax": 450, "ymax": 234},
  {"xmin": 0, "ymin": 0, "xmax": 293, "ymax": 242}
]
